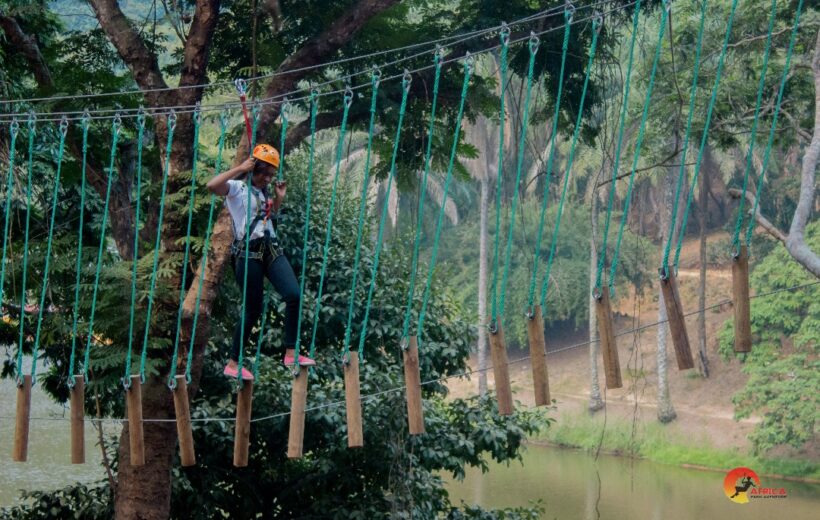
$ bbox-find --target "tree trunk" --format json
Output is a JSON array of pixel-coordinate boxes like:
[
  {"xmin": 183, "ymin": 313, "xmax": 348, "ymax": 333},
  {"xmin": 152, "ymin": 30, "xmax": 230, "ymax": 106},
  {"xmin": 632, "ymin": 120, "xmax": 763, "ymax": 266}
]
[
  {"xmin": 588, "ymin": 192, "xmax": 603, "ymax": 412},
  {"xmin": 656, "ymin": 147, "xmax": 678, "ymax": 424},
  {"xmin": 477, "ymin": 173, "xmax": 489, "ymax": 396},
  {"xmin": 697, "ymin": 149, "xmax": 710, "ymax": 378}
]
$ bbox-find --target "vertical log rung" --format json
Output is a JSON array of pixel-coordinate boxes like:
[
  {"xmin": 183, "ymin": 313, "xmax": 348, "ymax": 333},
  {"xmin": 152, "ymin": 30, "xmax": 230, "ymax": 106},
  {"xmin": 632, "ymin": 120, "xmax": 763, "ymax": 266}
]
[
  {"xmin": 732, "ymin": 245, "xmax": 752, "ymax": 353},
  {"xmin": 233, "ymin": 381, "xmax": 253, "ymax": 467},
  {"xmin": 172, "ymin": 375, "xmax": 196, "ymax": 467},
  {"xmin": 287, "ymin": 368, "xmax": 309, "ymax": 459},
  {"xmin": 403, "ymin": 336, "xmax": 425, "ymax": 435},
  {"xmin": 126, "ymin": 375, "xmax": 145, "ymax": 467},
  {"xmin": 595, "ymin": 286, "xmax": 622, "ymax": 389},
  {"xmin": 526, "ymin": 306, "xmax": 550, "ymax": 407},
  {"xmin": 70, "ymin": 375, "xmax": 85, "ymax": 464},
  {"xmin": 489, "ymin": 324, "xmax": 514, "ymax": 415},
  {"xmin": 660, "ymin": 270, "xmax": 695, "ymax": 370},
  {"xmin": 12, "ymin": 375, "xmax": 32, "ymax": 462},
  {"xmin": 344, "ymin": 351, "xmax": 364, "ymax": 447}
]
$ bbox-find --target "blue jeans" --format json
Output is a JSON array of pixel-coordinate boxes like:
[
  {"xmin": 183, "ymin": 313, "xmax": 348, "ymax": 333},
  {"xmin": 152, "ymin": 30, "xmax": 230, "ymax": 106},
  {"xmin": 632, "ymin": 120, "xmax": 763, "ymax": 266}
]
[{"xmin": 231, "ymin": 246, "xmax": 300, "ymax": 362}]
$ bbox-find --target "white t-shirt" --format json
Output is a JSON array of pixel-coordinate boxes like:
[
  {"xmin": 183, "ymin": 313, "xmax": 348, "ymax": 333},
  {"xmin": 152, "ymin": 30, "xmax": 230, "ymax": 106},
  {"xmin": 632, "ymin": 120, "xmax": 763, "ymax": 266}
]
[{"xmin": 225, "ymin": 179, "xmax": 277, "ymax": 241}]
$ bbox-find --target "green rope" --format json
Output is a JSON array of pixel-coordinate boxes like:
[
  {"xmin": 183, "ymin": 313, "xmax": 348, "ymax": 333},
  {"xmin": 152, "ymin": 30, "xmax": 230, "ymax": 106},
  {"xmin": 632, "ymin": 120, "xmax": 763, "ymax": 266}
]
[
  {"xmin": 15, "ymin": 113, "xmax": 36, "ymax": 384},
  {"xmin": 673, "ymin": 0, "xmax": 740, "ymax": 270},
  {"xmin": 252, "ymin": 99, "xmax": 290, "ymax": 378},
  {"xmin": 594, "ymin": 0, "xmax": 642, "ymax": 292},
  {"xmin": 343, "ymin": 72, "xmax": 380, "ymax": 356},
  {"xmin": 124, "ymin": 110, "xmax": 147, "ymax": 385},
  {"xmin": 168, "ymin": 106, "xmax": 201, "ymax": 389},
  {"xmin": 236, "ymin": 107, "xmax": 262, "ymax": 386},
  {"xmin": 417, "ymin": 56, "xmax": 474, "ymax": 342},
  {"xmin": 731, "ymin": 0, "xmax": 778, "ymax": 256},
  {"xmin": 292, "ymin": 91, "xmax": 319, "ymax": 361},
  {"xmin": 489, "ymin": 25, "xmax": 510, "ymax": 327},
  {"xmin": 83, "ymin": 115, "xmax": 122, "ymax": 376},
  {"xmin": 357, "ymin": 73, "xmax": 413, "ymax": 357},
  {"xmin": 30, "ymin": 117, "xmax": 69, "ymax": 382},
  {"xmin": 745, "ymin": 0, "xmax": 804, "ymax": 249},
  {"xmin": 308, "ymin": 88, "xmax": 354, "ymax": 361},
  {"xmin": 539, "ymin": 15, "xmax": 602, "ymax": 312},
  {"xmin": 0, "ymin": 118, "xmax": 19, "ymax": 315},
  {"xmin": 661, "ymin": 0, "xmax": 709, "ymax": 275},
  {"xmin": 187, "ymin": 111, "xmax": 229, "ymax": 383},
  {"xmin": 68, "ymin": 114, "xmax": 90, "ymax": 386},
  {"xmin": 401, "ymin": 49, "xmax": 443, "ymax": 340},
  {"xmin": 138, "ymin": 111, "xmax": 177, "ymax": 384},
  {"xmin": 500, "ymin": 32, "xmax": 541, "ymax": 320},
  {"xmin": 528, "ymin": 10, "xmax": 572, "ymax": 313},
  {"xmin": 609, "ymin": 1, "xmax": 671, "ymax": 291}
]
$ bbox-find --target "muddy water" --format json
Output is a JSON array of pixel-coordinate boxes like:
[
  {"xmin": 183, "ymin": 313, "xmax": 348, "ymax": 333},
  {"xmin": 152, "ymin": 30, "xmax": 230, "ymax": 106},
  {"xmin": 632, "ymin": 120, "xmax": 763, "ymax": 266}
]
[
  {"xmin": 0, "ymin": 377, "xmax": 105, "ymax": 507},
  {"xmin": 445, "ymin": 444, "xmax": 819, "ymax": 519}
]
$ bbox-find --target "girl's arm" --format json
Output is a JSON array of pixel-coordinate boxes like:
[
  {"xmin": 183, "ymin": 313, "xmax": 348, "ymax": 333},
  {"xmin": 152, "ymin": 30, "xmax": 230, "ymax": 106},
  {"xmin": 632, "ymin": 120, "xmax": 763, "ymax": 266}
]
[{"xmin": 206, "ymin": 157, "xmax": 255, "ymax": 196}]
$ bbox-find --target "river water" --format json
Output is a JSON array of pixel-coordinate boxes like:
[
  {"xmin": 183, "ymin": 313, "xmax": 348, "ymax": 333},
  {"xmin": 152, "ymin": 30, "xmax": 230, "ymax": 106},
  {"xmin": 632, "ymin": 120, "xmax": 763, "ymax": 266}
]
[
  {"xmin": 1, "ymin": 379, "xmax": 818, "ymax": 517},
  {"xmin": 445, "ymin": 443, "xmax": 820, "ymax": 519}
]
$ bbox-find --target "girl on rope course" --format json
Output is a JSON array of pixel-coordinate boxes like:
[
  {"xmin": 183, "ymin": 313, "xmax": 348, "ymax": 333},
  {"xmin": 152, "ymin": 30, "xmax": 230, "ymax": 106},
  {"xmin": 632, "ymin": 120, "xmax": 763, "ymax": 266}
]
[{"xmin": 206, "ymin": 144, "xmax": 312, "ymax": 381}]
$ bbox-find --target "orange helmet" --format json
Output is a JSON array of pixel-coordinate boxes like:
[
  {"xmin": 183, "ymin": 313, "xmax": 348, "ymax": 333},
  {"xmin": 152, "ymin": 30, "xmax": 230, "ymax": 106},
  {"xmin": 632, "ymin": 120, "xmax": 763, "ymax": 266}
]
[{"xmin": 252, "ymin": 144, "xmax": 280, "ymax": 168}]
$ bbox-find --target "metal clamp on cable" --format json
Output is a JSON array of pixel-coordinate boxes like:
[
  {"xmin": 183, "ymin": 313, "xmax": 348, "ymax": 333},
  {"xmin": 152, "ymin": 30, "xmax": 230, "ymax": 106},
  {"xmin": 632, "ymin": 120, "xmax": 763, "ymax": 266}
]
[
  {"xmin": 402, "ymin": 69, "xmax": 413, "ymax": 92},
  {"xmin": 434, "ymin": 44, "xmax": 444, "ymax": 66},
  {"xmin": 593, "ymin": 11, "xmax": 604, "ymax": 32},
  {"xmin": 488, "ymin": 319, "xmax": 498, "ymax": 334},
  {"xmin": 371, "ymin": 66, "xmax": 382, "ymax": 88},
  {"xmin": 499, "ymin": 22, "xmax": 510, "ymax": 45},
  {"xmin": 343, "ymin": 86, "xmax": 354, "ymax": 107},
  {"xmin": 234, "ymin": 78, "xmax": 248, "ymax": 96},
  {"xmin": 400, "ymin": 336, "xmax": 409, "ymax": 351},
  {"xmin": 565, "ymin": 0, "xmax": 576, "ymax": 21},
  {"xmin": 464, "ymin": 51, "xmax": 474, "ymax": 72},
  {"xmin": 658, "ymin": 265, "xmax": 669, "ymax": 281},
  {"xmin": 592, "ymin": 286, "xmax": 603, "ymax": 302},
  {"xmin": 59, "ymin": 115, "xmax": 69, "ymax": 136},
  {"xmin": 528, "ymin": 31, "xmax": 540, "ymax": 53}
]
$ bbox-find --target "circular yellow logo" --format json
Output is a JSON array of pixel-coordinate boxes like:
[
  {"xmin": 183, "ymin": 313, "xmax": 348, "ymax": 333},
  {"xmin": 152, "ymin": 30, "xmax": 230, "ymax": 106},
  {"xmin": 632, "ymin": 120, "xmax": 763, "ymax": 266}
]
[{"xmin": 724, "ymin": 467, "xmax": 760, "ymax": 504}]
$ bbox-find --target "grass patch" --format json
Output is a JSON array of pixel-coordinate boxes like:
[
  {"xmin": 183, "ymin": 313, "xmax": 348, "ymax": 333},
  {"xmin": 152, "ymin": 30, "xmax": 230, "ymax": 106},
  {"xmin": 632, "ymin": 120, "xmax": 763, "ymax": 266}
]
[{"xmin": 534, "ymin": 413, "xmax": 820, "ymax": 481}]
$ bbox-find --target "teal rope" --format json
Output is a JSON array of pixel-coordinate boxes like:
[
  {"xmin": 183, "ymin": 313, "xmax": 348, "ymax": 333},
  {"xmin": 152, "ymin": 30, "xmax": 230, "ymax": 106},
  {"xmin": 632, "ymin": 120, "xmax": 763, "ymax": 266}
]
[
  {"xmin": 745, "ymin": 0, "xmax": 805, "ymax": 249},
  {"xmin": 30, "ymin": 118, "xmax": 69, "ymax": 383},
  {"xmin": 168, "ymin": 107, "xmax": 201, "ymax": 389},
  {"xmin": 292, "ymin": 91, "xmax": 319, "ymax": 361},
  {"xmin": 357, "ymin": 73, "xmax": 413, "ymax": 357},
  {"xmin": 15, "ymin": 113, "xmax": 36, "ymax": 384},
  {"xmin": 83, "ymin": 116, "xmax": 122, "ymax": 376},
  {"xmin": 528, "ymin": 11, "xmax": 573, "ymax": 313},
  {"xmin": 308, "ymin": 88, "xmax": 354, "ymax": 361},
  {"xmin": 661, "ymin": 0, "xmax": 709, "ymax": 275},
  {"xmin": 68, "ymin": 114, "xmax": 90, "ymax": 386},
  {"xmin": 417, "ymin": 56, "xmax": 474, "ymax": 342},
  {"xmin": 343, "ymin": 72, "xmax": 380, "ymax": 356},
  {"xmin": 251, "ymin": 103, "xmax": 261, "ymax": 150},
  {"xmin": 138, "ymin": 111, "xmax": 177, "ymax": 383},
  {"xmin": 401, "ymin": 50, "xmax": 443, "ymax": 340},
  {"xmin": 673, "ymin": 0, "xmax": 740, "ymax": 269},
  {"xmin": 595, "ymin": 0, "xmax": 642, "ymax": 292},
  {"xmin": 252, "ymin": 99, "xmax": 290, "ymax": 378},
  {"xmin": 540, "ymin": 16, "xmax": 602, "ymax": 312},
  {"xmin": 124, "ymin": 110, "xmax": 147, "ymax": 385},
  {"xmin": 0, "ymin": 118, "xmax": 19, "ymax": 315},
  {"xmin": 609, "ymin": 2, "xmax": 671, "ymax": 291},
  {"xmin": 500, "ymin": 33, "xmax": 541, "ymax": 320},
  {"xmin": 489, "ymin": 26, "xmax": 510, "ymax": 327},
  {"xmin": 731, "ymin": 0, "xmax": 778, "ymax": 256},
  {"xmin": 187, "ymin": 111, "xmax": 229, "ymax": 383}
]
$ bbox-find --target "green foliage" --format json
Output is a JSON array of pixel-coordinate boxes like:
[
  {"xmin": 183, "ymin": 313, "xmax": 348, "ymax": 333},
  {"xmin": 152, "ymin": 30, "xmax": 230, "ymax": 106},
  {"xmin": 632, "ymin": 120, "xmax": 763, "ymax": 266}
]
[
  {"xmin": 718, "ymin": 221, "xmax": 820, "ymax": 454},
  {"xmin": 434, "ymin": 198, "xmax": 652, "ymax": 349}
]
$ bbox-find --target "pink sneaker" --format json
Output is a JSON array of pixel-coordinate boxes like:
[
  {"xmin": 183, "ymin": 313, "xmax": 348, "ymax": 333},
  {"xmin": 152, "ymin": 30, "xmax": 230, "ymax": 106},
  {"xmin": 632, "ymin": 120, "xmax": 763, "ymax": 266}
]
[
  {"xmin": 223, "ymin": 364, "xmax": 255, "ymax": 380},
  {"xmin": 283, "ymin": 354, "xmax": 316, "ymax": 366}
]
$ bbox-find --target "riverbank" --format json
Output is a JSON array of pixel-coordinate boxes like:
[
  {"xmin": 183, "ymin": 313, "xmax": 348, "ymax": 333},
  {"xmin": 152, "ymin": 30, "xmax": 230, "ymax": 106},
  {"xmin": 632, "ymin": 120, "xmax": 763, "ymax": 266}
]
[{"xmin": 530, "ymin": 411, "xmax": 820, "ymax": 483}]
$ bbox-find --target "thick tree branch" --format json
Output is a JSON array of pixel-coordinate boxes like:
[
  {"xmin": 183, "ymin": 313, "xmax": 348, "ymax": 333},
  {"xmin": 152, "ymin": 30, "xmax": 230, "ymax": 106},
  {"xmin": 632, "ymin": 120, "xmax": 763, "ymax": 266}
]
[
  {"xmin": 88, "ymin": 0, "xmax": 169, "ymax": 105},
  {"xmin": 728, "ymin": 188, "xmax": 788, "ymax": 243},
  {"xmin": 261, "ymin": 0, "xmax": 283, "ymax": 32},
  {"xmin": 785, "ymin": 27, "xmax": 820, "ymax": 278},
  {"xmin": 0, "ymin": 14, "xmax": 53, "ymax": 88},
  {"xmin": 176, "ymin": 0, "xmax": 221, "ymax": 107}
]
